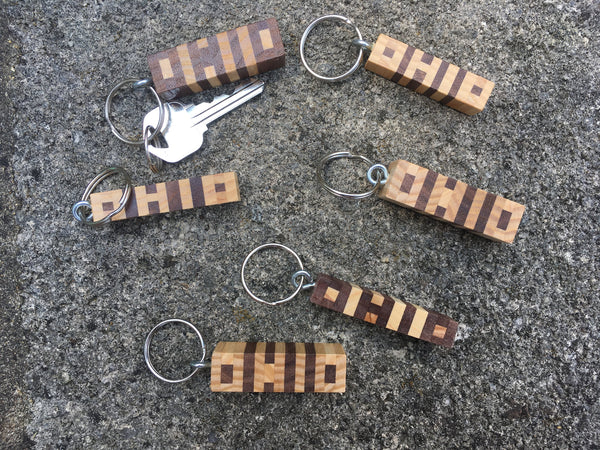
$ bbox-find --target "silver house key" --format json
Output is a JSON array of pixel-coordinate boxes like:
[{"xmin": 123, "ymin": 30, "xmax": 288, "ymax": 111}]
[{"xmin": 143, "ymin": 79, "xmax": 265, "ymax": 163}]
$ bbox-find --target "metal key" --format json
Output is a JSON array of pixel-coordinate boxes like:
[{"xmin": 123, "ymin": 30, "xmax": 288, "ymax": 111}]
[{"xmin": 143, "ymin": 79, "xmax": 265, "ymax": 163}]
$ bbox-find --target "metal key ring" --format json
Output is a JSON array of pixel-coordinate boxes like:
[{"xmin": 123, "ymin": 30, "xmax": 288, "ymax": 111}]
[
  {"xmin": 144, "ymin": 319, "xmax": 208, "ymax": 383},
  {"xmin": 143, "ymin": 125, "xmax": 164, "ymax": 174},
  {"xmin": 241, "ymin": 243, "xmax": 313, "ymax": 306},
  {"xmin": 105, "ymin": 78, "xmax": 165, "ymax": 145},
  {"xmin": 72, "ymin": 167, "xmax": 133, "ymax": 226},
  {"xmin": 300, "ymin": 15, "xmax": 365, "ymax": 82},
  {"xmin": 317, "ymin": 152, "xmax": 387, "ymax": 199}
]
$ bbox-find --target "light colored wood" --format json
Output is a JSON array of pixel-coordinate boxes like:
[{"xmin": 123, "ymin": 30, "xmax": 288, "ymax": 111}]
[
  {"xmin": 148, "ymin": 18, "xmax": 285, "ymax": 100},
  {"xmin": 210, "ymin": 342, "xmax": 346, "ymax": 393},
  {"xmin": 310, "ymin": 274, "xmax": 458, "ymax": 348},
  {"xmin": 364, "ymin": 34, "xmax": 494, "ymax": 115},
  {"xmin": 378, "ymin": 160, "xmax": 525, "ymax": 243},
  {"xmin": 89, "ymin": 172, "xmax": 240, "ymax": 222}
]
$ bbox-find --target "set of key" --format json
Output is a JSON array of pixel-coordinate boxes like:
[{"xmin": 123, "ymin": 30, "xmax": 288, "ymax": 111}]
[{"xmin": 143, "ymin": 78, "xmax": 265, "ymax": 164}]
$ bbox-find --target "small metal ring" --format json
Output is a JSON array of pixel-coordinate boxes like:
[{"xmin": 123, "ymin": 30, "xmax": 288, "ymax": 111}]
[
  {"xmin": 105, "ymin": 78, "xmax": 165, "ymax": 145},
  {"xmin": 143, "ymin": 125, "xmax": 164, "ymax": 173},
  {"xmin": 72, "ymin": 167, "xmax": 133, "ymax": 226},
  {"xmin": 72, "ymin": 200, "xmax": 93, "ymax": 223},
  {"xmin": 367, "ymin": 164, "xmax": 389, "ymax": 186},
  {"xmin": 317, "ymin": 151, "xmax": 383, "ymax": 199},
  {"xmin": 352, "ymin": 39, "xmax": 373, "ymax": 51},
  {"xmin": 241, "ymin": 243, "xmax": 307, "ymax": 306},
  {"xmin": 291, "ymin": 270, "xmax": 316, "ymax": 290},
  {"xmin": 144, "ymin": 319, "xmax": 207, "ymax": 384},
  {"xmin": 300, "ymin": 15, "xmax": 366, "ymax": 82}
]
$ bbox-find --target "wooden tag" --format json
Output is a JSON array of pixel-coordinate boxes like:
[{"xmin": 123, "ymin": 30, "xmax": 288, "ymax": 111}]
[
  {"xmin": 89, "ymin": 172, "xmax": 240, "ymax": 222},
  {"xmin": 210, "ymin": 342, "xmax": 346, "ymax": 393},
  {"xmin": 148, "ymin": 18, "xmax": 285, "ymax": 100},
  {"xmin": 378, "ymin": 160, "xmax": 525, "ymax": 243},
  {"xmin": 310, "ymin": 274, "xmax": 458, "ymax": 348},
  {"xmin": 364, "ymin": 34, "xmax": 494, "ymax": 115}
]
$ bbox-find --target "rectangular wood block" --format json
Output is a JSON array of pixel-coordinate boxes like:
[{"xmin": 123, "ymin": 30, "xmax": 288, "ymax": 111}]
[
  {"xmin": 378, "ymin": 160, "xmax": 525, "ymax": 243},
  {"xmin": 364, "ymin": 34, "xmax": 494, "ymax": 115},
  {"xmin": 310, "ymin": 274, "xmax": 458, "ymax": 348},
  {"xmin": 210, "ymin": 341, "xmax": 346, "ymax": 393},
  {"xmin": 148, "ymin": 18, "xmax": 285, "ymax": 99},
  {"xmin": 89, "ymin": 172, "xmax": 240, "ymax": 222}
]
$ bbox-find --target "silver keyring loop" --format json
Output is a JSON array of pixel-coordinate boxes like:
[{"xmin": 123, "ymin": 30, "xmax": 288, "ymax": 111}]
[
  {"xmin": 143, "ymin": 125, "xmax": 164, "ymax": 174},
  {"xmin": 144, "ymin": 319, "xmax": 207, "ymax": 383},
  {"xmin": 241, "ymin": 243, "xmax": 308, "ymax": 306},
  {"xmin": 105, "ymin": 78, "xmax": 165, "ymax": 145},
  {"xmin": 367, "ymin": 163, "xmax": 389, "ymax": 186},
  {"xmin": 300, "ymin": 15, "xmax": 365, "ymax": 82},
  {"xmin": 317, "ymin": 151, "xmax": 384, "ymax": 199},
  {"xmin": 72, "ymin": 167, "xmax": 133, "ymax": 226}
]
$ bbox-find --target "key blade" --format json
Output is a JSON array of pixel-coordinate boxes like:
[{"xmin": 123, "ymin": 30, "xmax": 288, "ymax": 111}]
[
  {"xmin": 190, "ymin": 79, "xmax": 264, "ymax": 127},
  {"xmin": 184, "ymin": 78, "xmax": 260, "ymax": 118}
]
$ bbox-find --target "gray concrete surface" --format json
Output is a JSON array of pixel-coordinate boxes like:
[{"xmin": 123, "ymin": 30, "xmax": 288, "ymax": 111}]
[{"xmin": 1, "ymin": 0, "xmax": 599, "ymax": 448}]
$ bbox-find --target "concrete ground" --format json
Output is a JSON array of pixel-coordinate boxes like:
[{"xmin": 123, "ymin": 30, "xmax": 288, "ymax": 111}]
[{"xmin": 1, "ymin": 0, "xmax": 599, "ymax": 448}]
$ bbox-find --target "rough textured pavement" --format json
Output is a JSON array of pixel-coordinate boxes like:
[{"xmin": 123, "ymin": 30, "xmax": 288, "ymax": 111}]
[{"xmin": 1, "ymin": 0, "xmax": 599, "ymax": 448}]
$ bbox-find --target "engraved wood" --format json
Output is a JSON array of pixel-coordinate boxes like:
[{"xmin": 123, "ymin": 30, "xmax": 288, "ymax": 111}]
[
  {"xmin": 378, "ymin": 160, "xmax": 525, "ymax": 243},
  {"xmin": 310, "ymin": 274, "xmax": 458, "ymax": 348},
  {"xmin": 89, "ymin": 172, "xmax": 240, "ymax": 222},
  {"xmin": 210, "ymin": 342, "xmax": 346, "ymax": 393},
  {"xmin": 148, "ymin": 18, "xmax": 285, "ymax": 100},
  {"xmin": 364, "ymin": 34, "xmax": 494, "ymax": 115}
]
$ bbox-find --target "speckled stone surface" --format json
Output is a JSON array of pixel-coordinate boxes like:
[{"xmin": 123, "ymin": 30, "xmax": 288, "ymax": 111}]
[{"xmin": 1, "ymin": 0, "xmax": 599, "ymax": 448}]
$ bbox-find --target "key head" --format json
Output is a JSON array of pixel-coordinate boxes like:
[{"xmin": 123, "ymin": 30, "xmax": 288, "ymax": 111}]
[{"xmin": 144, "ymin": 103, "xmax": 207, "ymax": 163}]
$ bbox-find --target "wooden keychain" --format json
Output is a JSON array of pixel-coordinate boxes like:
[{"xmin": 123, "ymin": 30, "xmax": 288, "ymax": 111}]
[
  {"xmin": 318, "ymin": 152, "xmax": 525, "ymax": 243},
  {"xmin": 300, "ymin": 15, "xmax": 494, "ymax": 115},
  {"xmin": 71, "ymin": 167, "xmax": 240, "ymax": 226},
  {"xmin": 144, "ymin": 318, "xmax": 347, "ymax": 392},
  {"xmin": 103, "ymin": 18, "xmax": 285, "ymax": 171},
  {"xmin": 241, "ymin": 243, "xmax": 459, "ymax": 348}
]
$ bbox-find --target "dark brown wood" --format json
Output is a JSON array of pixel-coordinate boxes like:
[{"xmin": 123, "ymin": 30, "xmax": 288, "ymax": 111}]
[
  {"xmin": 148, "ymin": 18, "xmax": 285, "ymax": 99},
  {"xmin": 309, "ymin": 274, "xmax": 458, "ymax": 348}
]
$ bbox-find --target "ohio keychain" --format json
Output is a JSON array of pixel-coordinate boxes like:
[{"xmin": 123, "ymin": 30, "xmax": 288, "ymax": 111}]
[
  {"xmin": 71, "ymin": 167, "xmax": 240, "ymax": 226},
  {"xmin": 104, "ymin": 18, "xmax": 285, "ymax": 169},
  {"xmin": 318, "ymin": 152, "xmax": 525, "ymax": 243},
  {"xmin": 300, "ymin": 15, "xmax": 494, "ymax": 115},
  {"xmin": 144, "ymin": 318, "xmax": 347, "ymax": 392},
  {"xmin": 241, "ymin": 243, "xmax": 459, "ymax": 348}
]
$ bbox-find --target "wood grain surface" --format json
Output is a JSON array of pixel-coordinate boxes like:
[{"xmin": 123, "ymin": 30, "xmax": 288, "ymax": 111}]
[
  {"xmin": 89, "ymin": 172, "xmax": 240, "ymax": 222},
  {"xmin": 378, "ymin": 160, "xmax": 525, "ymax": 243},
  {"xmin": 365, "ymin": 34, "xmax": 494, "ymax": 115},
  {"xmin": 148, "ymin": 18, "xmax": 285, "ymax": 99},
  {"xmin": 210, "ymin": 342, "xmax": 346, "ymax": 393},
  {"xmin": 310, "ymin": 274, "xmax": 458, "ymax": 348}
]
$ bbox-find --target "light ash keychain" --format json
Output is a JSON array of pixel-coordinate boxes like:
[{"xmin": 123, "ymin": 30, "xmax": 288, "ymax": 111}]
[
  {"xmin": 144, "ymin": 319, "xmax": 347, "ymax": 392},
  {"xmin": 241, "ymin": 243, "xmax": 458, "ymax": 348},
  {"xmin": 71, "ymin": 167, "xmax": 240, "ymax": 226},
  {"xmin": 300, "ymin": 15, "xmax": 494, "ymax": 115},
  {"xmin": 104, "ymin": 18, "xmax": 285, "ymax": 171},
  {"xmin": 318, "ymin": 152, "xmax": 525, "ymax": 243}
]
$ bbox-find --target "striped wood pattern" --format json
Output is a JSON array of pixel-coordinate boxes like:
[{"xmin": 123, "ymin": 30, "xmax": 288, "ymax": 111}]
[
  {"xmin": 364, "ymin": 34, "xmax": 494, "ymax": 115},
  {"xmin": 378, "ymin": 160, "xmax": 525, "ymax": 243},
  {"xmin": 210, "ymin": 342, "xmax": 346, "ymax": 393},
  {"xmin": 89, "ymin": 172, "xmax": 240, "ymax": 222},
  {"xmin": 148, "ymin": 18, "xmax": 285, "ymax": 99},
  {"xmin": 310, "ymin": 274, "xmax": 458, "ymax": 348}
]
